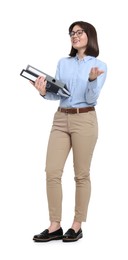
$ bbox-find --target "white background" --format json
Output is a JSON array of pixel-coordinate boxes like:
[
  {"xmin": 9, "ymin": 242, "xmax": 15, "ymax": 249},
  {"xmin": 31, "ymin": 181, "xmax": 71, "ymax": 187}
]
[{"xmin": 0, "ymin": 0, "xmax": 128, "ymax": 259}]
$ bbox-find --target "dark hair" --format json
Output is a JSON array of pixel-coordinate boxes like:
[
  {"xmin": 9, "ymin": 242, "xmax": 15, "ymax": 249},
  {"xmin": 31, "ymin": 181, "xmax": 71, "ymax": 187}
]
[{"xmin": 69, "ymin": 21, "xmax": 99, "ymax": 57}]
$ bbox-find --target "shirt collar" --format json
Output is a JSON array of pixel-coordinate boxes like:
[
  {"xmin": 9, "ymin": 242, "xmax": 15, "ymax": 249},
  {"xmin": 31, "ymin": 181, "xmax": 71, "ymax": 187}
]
[{"xmin": 75, "ymin": 54, "xmax": 94, "ymax": 62}]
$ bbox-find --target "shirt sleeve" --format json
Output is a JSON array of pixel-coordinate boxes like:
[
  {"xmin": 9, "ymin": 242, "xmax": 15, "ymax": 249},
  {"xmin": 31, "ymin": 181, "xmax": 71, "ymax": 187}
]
[{"xmin": 85, "ymin": 62, "xmax": 107, "ymax": 105}]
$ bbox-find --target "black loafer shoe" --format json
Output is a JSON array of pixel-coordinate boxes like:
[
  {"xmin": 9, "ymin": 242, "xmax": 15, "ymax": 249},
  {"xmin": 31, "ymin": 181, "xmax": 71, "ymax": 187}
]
[
  {"xmin": 33, "ymin": 227, "xmax": 63, "ymax": 242},
  {"xmin": 63, "ymin": 228, "xmax": 83, "ymax": 242}
]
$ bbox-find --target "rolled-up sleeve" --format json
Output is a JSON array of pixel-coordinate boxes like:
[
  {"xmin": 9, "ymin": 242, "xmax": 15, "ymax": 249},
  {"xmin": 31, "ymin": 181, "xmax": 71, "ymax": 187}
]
[{"xmin": 85, "ymin": 63, "xmax": 107, "ymax": 105}]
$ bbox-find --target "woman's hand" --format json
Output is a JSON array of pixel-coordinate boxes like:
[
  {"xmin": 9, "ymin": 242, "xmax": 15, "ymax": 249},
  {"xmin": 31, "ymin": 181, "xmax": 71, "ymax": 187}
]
[
  {"xmin": 30, "ymin": 75, "xmax": 47, "ymax": 96},
  {"xmin": 89, "ymin": 67, "xmax": 104, "ymax": 81}
]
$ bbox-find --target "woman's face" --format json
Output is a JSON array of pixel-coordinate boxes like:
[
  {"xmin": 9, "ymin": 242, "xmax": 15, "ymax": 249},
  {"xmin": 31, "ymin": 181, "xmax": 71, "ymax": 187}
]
[{"xmin": 70, "ymin": 25, "xmax": 88, "ymax": 52}]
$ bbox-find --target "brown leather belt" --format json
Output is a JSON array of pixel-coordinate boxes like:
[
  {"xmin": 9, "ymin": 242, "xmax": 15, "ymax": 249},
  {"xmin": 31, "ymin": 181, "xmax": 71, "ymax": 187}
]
[{"xmin": 58, "ymin": 107, "xmax": 95, "ymax": 114}]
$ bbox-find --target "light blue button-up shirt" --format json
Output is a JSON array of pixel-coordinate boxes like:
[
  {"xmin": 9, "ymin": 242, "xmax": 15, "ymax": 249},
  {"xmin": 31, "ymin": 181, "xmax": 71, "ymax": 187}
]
[{"xmin": 43, "ymin": 55, "xmax": 107, "ymax": 108}]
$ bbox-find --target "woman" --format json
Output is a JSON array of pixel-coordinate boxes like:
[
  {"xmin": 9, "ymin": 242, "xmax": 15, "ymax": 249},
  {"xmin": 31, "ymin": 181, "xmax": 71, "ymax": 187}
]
[{"xmin": 32, "ymin": 21, "xmax": 107, "ymax": 242}]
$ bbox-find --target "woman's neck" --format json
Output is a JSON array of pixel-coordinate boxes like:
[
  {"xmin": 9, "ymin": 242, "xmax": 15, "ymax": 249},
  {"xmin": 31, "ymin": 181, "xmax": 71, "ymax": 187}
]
[
  {"xmin": 77, "ymin": 53, "xmax": 86, "ymax": 60},
  {"xmin": 77, "ymin": 50, "xmax": 86, "ymax": 60}
]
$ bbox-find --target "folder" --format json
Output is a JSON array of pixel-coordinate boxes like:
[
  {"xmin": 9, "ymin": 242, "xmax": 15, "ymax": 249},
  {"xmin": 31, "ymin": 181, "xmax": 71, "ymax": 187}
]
[{"xmin": 20, "ymin": 65, "xmax": 70, "ymax": 97}]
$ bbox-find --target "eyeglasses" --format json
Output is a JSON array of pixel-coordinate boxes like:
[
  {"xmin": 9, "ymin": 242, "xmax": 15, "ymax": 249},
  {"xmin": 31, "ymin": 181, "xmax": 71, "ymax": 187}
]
[{"xmin": 69, "ymin": 29, "xmax": 85, "ymax": 38}]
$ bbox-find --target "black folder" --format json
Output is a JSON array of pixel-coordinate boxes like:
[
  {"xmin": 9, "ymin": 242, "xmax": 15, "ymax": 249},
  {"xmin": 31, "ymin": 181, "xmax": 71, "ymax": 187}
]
[{"xmin": 20, "ymin": 65, "xmax": 70, "ymax": 96}]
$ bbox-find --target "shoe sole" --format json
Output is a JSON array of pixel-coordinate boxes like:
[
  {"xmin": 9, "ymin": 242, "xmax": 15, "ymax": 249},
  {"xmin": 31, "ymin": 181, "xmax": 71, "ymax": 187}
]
[
  {"xmin": 62, "ymin": 233, "xmax": 83, "ymax": 242},
  {"xmin": 33, "ymin": 236, "xmax": 63, "ymax": 242}
]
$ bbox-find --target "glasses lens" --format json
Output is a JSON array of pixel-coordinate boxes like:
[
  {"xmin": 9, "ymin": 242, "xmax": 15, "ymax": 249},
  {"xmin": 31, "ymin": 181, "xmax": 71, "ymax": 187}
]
[
  {"xmin": 77, "ymin": 30, "xmax": 83, "ymax": 37},
  {"xmin": 69, "ymin": 31, "xmax": 74, "ymax": 37}
]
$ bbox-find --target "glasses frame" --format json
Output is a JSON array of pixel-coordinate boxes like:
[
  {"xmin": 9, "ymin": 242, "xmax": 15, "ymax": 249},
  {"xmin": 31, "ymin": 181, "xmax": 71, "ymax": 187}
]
[{"xmin": 69, "ymin": 29, "xmax": 85, "ymax": 38}]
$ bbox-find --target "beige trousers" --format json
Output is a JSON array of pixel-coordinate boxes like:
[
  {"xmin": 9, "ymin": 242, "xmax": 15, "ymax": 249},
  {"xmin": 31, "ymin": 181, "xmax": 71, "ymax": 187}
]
[{"xmin": 45, "ymin": 110, "xmax": 98, "ymax": 222}]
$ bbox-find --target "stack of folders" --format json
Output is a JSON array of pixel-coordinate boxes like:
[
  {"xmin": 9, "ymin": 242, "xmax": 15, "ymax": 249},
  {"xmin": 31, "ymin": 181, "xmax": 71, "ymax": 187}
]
[{"xmin": 20, "ymin": 65, "xmax": 70, "ymax": 97}]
